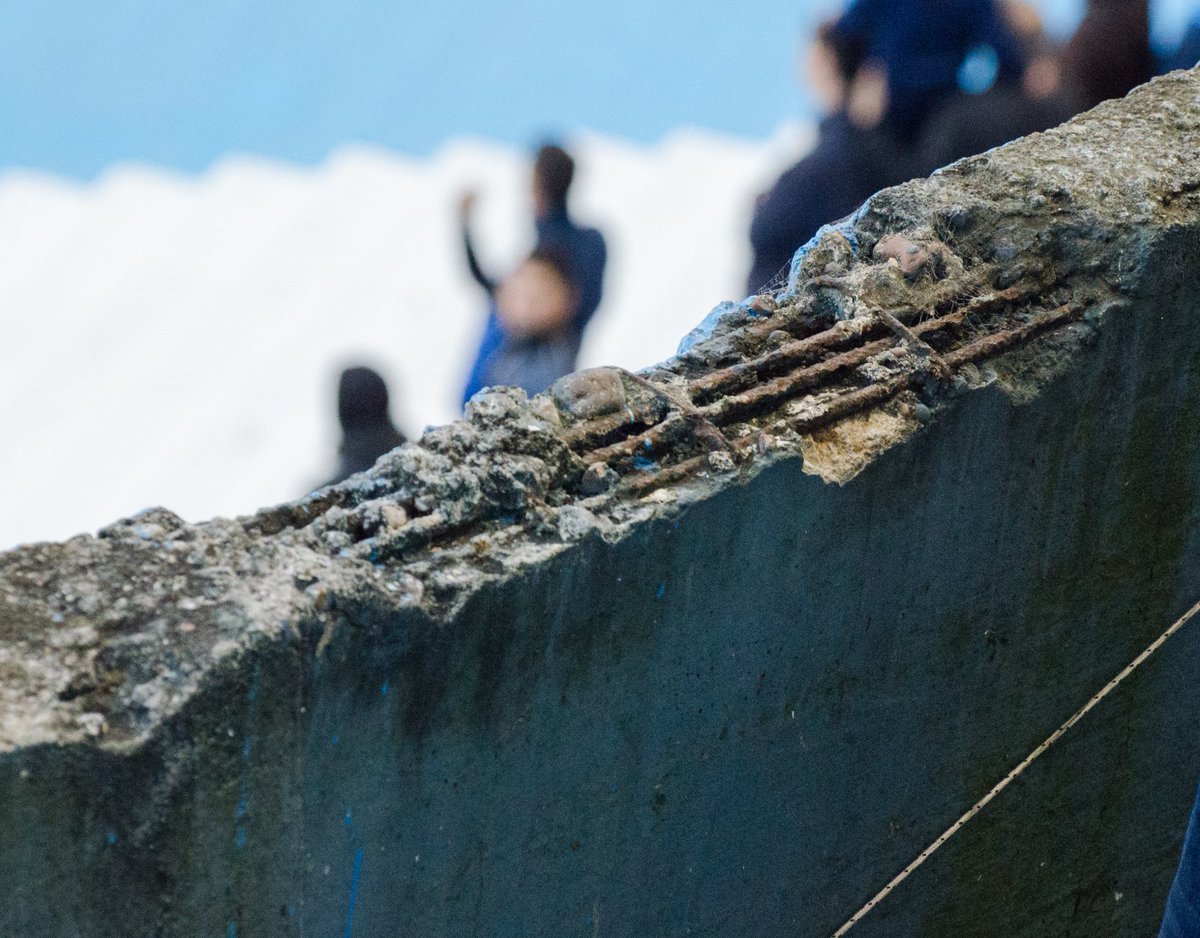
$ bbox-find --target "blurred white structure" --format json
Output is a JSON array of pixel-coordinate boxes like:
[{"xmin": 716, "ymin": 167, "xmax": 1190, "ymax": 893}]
[{"xmin": 0, "ymin": 125, "xmax": 811, "ymax": 548}]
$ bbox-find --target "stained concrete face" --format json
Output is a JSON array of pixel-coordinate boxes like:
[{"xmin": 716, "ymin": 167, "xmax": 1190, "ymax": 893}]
[{"xmin": 2, "ymin": 69, "xmax": 1200, "ymax": 937}]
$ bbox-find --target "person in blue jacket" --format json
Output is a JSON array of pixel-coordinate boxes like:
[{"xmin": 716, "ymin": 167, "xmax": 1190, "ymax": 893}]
[
  {"xmin": 458, "ymin": 144, "xmax": 607, "ymax": 406},
  {"xmin": 1161, "ymin": 781, "xmax": 1200, "ymax": 937},
  {"xmin": 479, "ymin": 246, "xmax": 580, "ymax": 399},
  {"xmin": 830, "ymin": 0, "xmax": 1026, "ymax": 140}
]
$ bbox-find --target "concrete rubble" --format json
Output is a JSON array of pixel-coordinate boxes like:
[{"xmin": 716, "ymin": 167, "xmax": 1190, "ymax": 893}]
[{"xmin": 1, "ymin": 68, "xmax": 1199, "ymax": 937}]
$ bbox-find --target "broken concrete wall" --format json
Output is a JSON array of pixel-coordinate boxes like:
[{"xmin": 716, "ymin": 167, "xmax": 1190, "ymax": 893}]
[{"xmin": 1, "ymin": 69, "xmax": 1199, "ymax": 937}]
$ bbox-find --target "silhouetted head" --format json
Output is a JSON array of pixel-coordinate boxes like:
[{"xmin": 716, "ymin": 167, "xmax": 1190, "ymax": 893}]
[
  {"xmin": 805, "ymin": 20, "xmax": 867, "ymax": 115},
  {"xmin": 337, "ymin": 366, "xmax": 392, "ymax": 432},
  {"xmin": 532, "ymin": 144, "xmax": 575, "ymax": 217}
]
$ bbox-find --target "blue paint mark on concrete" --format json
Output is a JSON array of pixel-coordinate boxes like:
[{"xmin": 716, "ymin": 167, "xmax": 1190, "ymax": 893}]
[
  {"xmin": 227, "ymin": 923, "xmax": 237, "ymax": 938},
  {"xmin": 331, "ymin": 734, "xmax": 340, "ymax": 746},
  {"xmin": 105, "ymin": 830, "xmax": 117, "ymax": 846},
  {"xmin": 344, "ymin": 809, "xmax": 353, "ymax": 828},
  {"xmin": 235, "ymin": 827, "xmax": 247, "ymax": 849},
  {"xmin": 677, "ymin": 301, "xmax": 734, "ymax": 353},
  {"xmin": 380, "ymin": 679, "xmax": 389, "ymax": 697},
  {"xmin": 677, "ymin": 300, "xmax": 750, "ymax": 355},
  {"xmin": 236, "ymin": 798, "xmax": 248, "ymax": 820},
  {"xmin": 342, "ymin": 847, "xmax": 365, "ymax": 938},
  {"xmin": 782, "ymin": 198, "xmax": 873, "ymax": 298},
  {"xmin": 656, "ymin": 582, "xmax": 666, "ymax": 600}
]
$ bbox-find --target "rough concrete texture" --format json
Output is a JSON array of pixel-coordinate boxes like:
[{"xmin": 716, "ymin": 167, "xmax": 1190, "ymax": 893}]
[{"xmin": 2, "ymin": 69, "xmax": 1200, "ymax": 937}]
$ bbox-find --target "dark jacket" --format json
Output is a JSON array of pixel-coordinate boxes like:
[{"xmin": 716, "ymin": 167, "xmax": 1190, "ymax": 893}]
[
  {"xmin": 1061, "ymin": 0, "xmax": 1153, "ymax": 111},
  {"xmin": 327, "ymin": 367, "xmax": 405, "ymax": 485},
  {"xmin": 831, "ymin": 0, "xmax": 1025, "ymax": 138},
  {"xmin": 912, "ymin": 85, "xmax": 1078, "ymax": 178},
  {"xmin": 746, "ymin": 114, "xmax": 905, "ymax": 295},
  {"xmin": 461, "ymin": 206, "xmax": 606, "ymax": 405}
]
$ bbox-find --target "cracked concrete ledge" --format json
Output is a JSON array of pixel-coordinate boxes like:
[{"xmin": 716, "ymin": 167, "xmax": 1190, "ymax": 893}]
[{"xmin": 1, "ymin": 69, "xmax": 1199, "ymax": 936}]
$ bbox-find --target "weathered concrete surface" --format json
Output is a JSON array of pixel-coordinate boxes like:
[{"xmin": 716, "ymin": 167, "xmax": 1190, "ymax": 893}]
[{"xmin": 1, "ymin": 69, "xmax": 1199, "ymax": 936}]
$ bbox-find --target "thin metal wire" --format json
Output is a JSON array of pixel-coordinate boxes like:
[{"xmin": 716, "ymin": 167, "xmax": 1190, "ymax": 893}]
[{"xmin": 831, "ymin": 595, "xmax": 1200, "ymax": 938}]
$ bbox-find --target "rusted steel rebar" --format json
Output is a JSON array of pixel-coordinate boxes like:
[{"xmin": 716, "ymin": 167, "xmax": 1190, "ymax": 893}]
[
  {"xmin": 688, "ymin": 286, "xmax": 1025, "ymax": 405},
  {"xmin": 696, "ymin": 309, "xmax": 966, "ymax": 426},
  {"xmin": 687, "ymin": 321, "xmax": 870, "ymax": 402},
  {"xmin": 586, "ymin": 413, "xmax": 691, "ymax": 466},
  {"xmin": 621, "ymin": 453, "xmax": 722, "ymax": 497},
  {"xmin": 623, "ymin": 371, "xmax": 735, "ymax": 454},
  {"xmin": 620, "ymin": 302, "xmax": 1084, "ymax": 491},
  {"xmin": 874, "ymin": 309, "xmax": 951, "ymax": 379},
  {"xmin": 776, "ymin": 379, "xmax": 910, "ymax": 438},
  {"xmin": 561, "ymin": 409, "xmax": 645, "ymax": 451},
  {"xmin": 942, "ymin": 302, "xmax": 1081, "ymax": 368},
  {"xmin": 566, "ymin": 285, "xmax": 1054, "ymax": 472},
  {"xmin": 582, "ymin": 310, "xmax": 967, "ymax": 468},
  {"xmin": 770, "ymin": 302, "xmax": 1083, "ymax": 439}
]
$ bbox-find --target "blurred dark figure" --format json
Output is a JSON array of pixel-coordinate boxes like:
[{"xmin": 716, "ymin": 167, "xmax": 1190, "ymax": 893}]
[
  {"xmin": 746, "ymin": 22, "xmax": 906, "ymax": 295},
  {"xmin": 459, "ymin": 143, "xmax": 606, "ymax": 406},
  {"xmin": 830, "ymin": 0, "xmax": 1026, "ymax": 141},
  {"xmin": 1162, "ymin": 14, "xmax": 1200, "ymax": 72},
  {"xmin": 1059, "ymin": 0, "xmax": 1153, "ymax": 111},
  {"xmin": 912, "ymin": 1, "xmax": 1077, "ymax": 175},
  {"xmin": 328, "ymin": 366, "xmax": 406, "ymax": 485},
  {"xmin": 1159, "ymin": 780, "xmax": 1200, "ymax": 937},
  {"xmin": 478, "ymin": 246, "xmax": 579, "ymax": 397}
]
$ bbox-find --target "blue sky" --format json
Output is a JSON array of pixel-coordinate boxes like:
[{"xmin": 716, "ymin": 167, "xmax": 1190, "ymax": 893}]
[{"xmin": 0, "ymin": 0, "xmax": 1194, "ymax": 178}]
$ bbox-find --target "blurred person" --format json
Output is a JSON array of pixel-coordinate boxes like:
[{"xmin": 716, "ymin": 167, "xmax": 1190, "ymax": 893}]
[
  {"xmin": 326, "ymin": 366, "xmax": 406, "ymax": 485},
  {"xmin": 1162, "ymin": 13, "xmax": 1200, "ymax": 73},
  {"xmin": 474, "ymin": 247, "xmax": 579, "ymax": 398},
  {"xmin": 746, "ymin": 21, "xmax": 908, "ymax": 295},
  {"xmin": 1160, "ymin": 780, "xmax": 1200, "ymax": 937},
  {"xmin": 830, "ymin": 0, "xmax": 1026, "ymax": 141},
  {"xmin": 1059, "ymin": 0, "xmax": 1153, "ymax": 111},
  {"xmin": 911, "ymin": 0, "xmax": 1077, "ymax": 175},
  {"xmin": 458, "ymin": 143, "xmax": 607, "ymax": 406}
]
